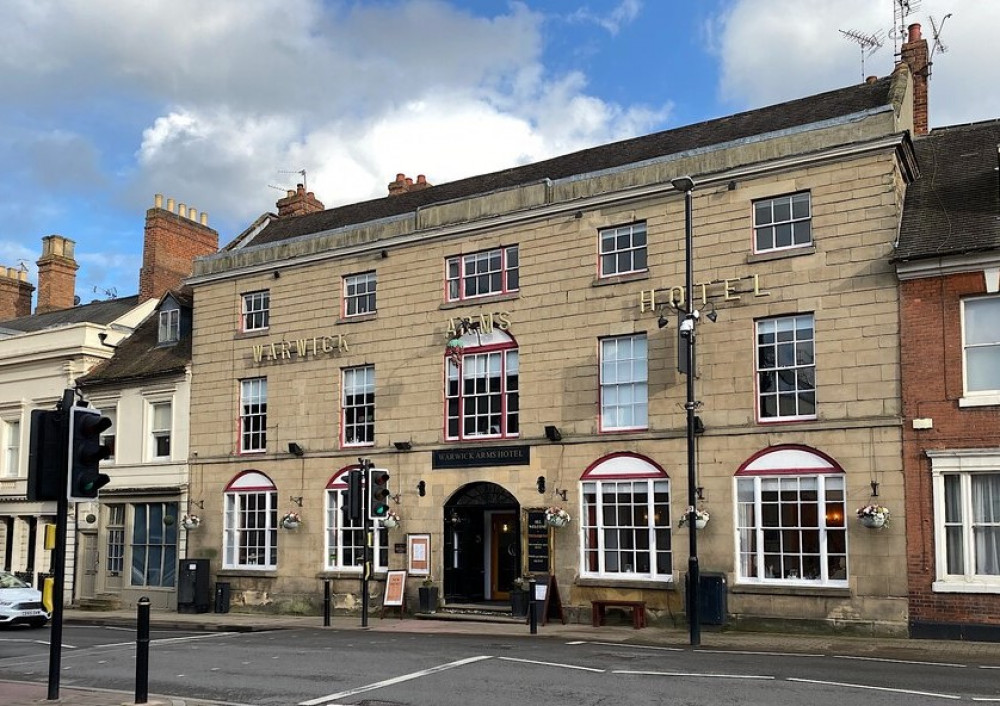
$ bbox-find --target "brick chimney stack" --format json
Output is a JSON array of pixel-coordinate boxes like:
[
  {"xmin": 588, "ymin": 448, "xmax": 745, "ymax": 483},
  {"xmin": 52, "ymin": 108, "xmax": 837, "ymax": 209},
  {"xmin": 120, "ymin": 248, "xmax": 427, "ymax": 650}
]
[
  {"xmin": 900, "ymin": 22, "xmax": 929, "ymax": 136},
  {"xmin": 388, "ymin": 172, "xmax": 431, "ymax": 196},
  {"xmin": 35, "ymin": 235, "xmax": 79, "ymax": 314},
  {"xmin": 276, "ymin": 183, "xmax": 324, "ymax": 218},
  {"xmin": 0, "ymin": 266, "xmax": 34, "ymax": 320},
  {"xmin": 140, "ymin": 193, "xmax": 219, "ymax": 302}
]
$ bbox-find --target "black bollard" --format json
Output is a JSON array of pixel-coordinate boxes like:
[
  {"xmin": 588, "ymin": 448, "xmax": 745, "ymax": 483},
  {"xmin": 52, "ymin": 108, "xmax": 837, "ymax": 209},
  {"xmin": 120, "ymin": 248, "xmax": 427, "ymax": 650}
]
[
  {"xmin": 324, "ymin": 580, "xmax": 331, "ymax": 627},
  {"xmin": 528, "ymin": 578, "xmax": 537, "ymax": 635},
  {"xmin": 135, "ymin": 596, "xmax": 150, "ymax": 704}
]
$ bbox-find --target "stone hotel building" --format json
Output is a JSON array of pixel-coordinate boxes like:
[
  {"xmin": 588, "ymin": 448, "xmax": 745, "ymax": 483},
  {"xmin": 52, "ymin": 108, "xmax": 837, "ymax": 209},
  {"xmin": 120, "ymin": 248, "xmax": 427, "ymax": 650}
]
[{"xmin": 183, "ymin": 35, "xmax": 932, "ymax": 633}]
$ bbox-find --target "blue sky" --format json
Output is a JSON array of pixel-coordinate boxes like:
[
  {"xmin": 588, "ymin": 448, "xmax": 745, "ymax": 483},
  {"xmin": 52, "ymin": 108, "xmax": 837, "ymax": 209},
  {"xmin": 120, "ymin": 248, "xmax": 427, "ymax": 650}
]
[{"xmin": 1, "ymin": 0, "xmax": 996, "ymax": 306}]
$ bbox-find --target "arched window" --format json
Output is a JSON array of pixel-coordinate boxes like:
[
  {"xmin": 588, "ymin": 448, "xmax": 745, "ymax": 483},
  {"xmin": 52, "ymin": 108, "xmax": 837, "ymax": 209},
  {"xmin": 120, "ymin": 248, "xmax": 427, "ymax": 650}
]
[
  {"xmin": 325, "ymin": 468, "xmax": 388, "ymax": 571},
  {"xmin": 223, "ymin": 471, "xmax": 278, "ymax": 569},
  {"xmin": 735, "ymin": 445, "xmax": 847, "ymax": 585},
  {"xmin": 581, "ymin": 453, "xmax": 672, "ymax": 581},
  {"xmin": 445, "ymin": 327, "xmax": 518, "ymax": 440}
]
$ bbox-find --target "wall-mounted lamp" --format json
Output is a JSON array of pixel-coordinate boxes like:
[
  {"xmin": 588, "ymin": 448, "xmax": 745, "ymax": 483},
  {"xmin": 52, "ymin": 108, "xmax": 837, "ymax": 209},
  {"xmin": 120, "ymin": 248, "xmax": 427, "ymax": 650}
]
[
  {"xmin": 870, "ymin": 480, "xmax": 880, "ymax": 497},
  {"xmin": 703, "ymin": 302, "xmax": 718, "ymax": 323},
  {"xmin": 544, "ymin": 425, "xmax": 562, "ymax": 442},
  {"xmin": 417, "ymin": 480, "xmax": 426, "ymax": 497},
  {"xmin": 554, "ymin": 488, "xmax": 568, "ymax": 501},
  {"xmin": 536, "ymin": 476, "xmax": 546, "ymax": 494},
  {"xmin": 693, "ymin": 416, "xmax": 705, "ymax": 435},
  {"xmin": 288, "ymin": 442, "xmax": 305, "ymax": 457},
  {"xmin": 696, "ymin": 486, "xmax": 705, "ymax": 501},
  {"xmin": 380, "ymin": 249, "xmax": 388, "ymax": 259},
  {"xmin": 289, "ymin": 495, "xmax": 303, "ymax": 507},
  {"xmin": 658, "ymin": 312, "xmax": 670, "ymax": 329},
  {"xmin": 393, "ymin": 441, "xmax": 412, "ymax": 451},
  {"xmin": 272, "ymin": 270, "xmax": 280, "ymax": 279}
]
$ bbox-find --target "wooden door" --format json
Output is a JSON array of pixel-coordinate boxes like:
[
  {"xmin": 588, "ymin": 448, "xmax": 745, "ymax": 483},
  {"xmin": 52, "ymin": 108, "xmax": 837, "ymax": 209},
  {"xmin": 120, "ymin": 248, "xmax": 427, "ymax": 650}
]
[{"xmin": 489, "ymin": 512, "xmax": 518, "ymax": 600}]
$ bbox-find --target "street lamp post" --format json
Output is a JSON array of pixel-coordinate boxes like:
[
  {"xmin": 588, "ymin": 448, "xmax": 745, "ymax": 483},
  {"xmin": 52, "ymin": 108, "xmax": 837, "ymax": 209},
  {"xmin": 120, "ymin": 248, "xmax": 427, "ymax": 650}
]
[{"xmin": 672, "ymin": 175, "xmax": 700, "ymax": 647}]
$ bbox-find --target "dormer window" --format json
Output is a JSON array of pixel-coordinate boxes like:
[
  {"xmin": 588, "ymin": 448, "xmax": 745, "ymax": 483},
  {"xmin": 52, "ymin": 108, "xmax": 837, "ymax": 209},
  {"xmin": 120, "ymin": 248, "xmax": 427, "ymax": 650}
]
[{"xmin": 158, "ymin": 308, "xmax": 180, "ymax": 344}]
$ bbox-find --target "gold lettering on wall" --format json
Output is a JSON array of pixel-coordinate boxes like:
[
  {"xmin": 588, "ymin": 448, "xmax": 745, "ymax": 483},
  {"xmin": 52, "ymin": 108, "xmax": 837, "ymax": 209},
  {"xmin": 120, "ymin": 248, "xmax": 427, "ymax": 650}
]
[
  {"xmin": 446, "ymin": 312, "xmax": 512, "ymax": 336},
  {"xmin": 637, "ymin": 274, "xmax": 769, "ymax": 314},
  {"xmin": 251, "ymin": 334, "xmax": 350, "ymax": 364}
]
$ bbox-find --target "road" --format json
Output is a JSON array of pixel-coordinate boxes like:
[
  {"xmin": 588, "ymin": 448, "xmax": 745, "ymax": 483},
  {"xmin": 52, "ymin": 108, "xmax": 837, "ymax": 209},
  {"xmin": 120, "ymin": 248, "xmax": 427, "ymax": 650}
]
[{"xmin": 2, "ymin": 623, "xmax": 1000, "ymax": 705}]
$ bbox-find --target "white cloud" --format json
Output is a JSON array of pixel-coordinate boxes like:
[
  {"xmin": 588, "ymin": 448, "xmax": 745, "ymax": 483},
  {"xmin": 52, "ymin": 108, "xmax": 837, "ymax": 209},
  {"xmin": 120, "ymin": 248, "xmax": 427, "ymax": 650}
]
[
  {"xmin": 567, "ymin": 0, "xmax": 643, "ymax": 36},
  {"xmin": 711, "ymin": 0, "xmax": 1000, "ymax": 127}
]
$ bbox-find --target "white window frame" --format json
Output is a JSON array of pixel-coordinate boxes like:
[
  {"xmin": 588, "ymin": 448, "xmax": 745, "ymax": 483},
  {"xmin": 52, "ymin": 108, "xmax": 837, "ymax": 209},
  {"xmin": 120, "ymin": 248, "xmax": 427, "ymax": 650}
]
[
  {"xmin": 929, "ymin": 449, "xmax": 1000, "ymax": 594},
  {"xmin": 149, "ymin": 401, "xmax": 172, "ymax": 460},
  {"xmin": 756, "ymin": 314, "xmax": 816, "ymax": 422},
  {"xmin": 580, "ymin": 454, "xmax": 672, "ymax": 581},
  {"xmin": 158, "ymin": 308, "xmax": 180, "ymax": 343},
  {"xmin": 445, "ymin": 245, "xmax": 518, "ymax": 302},
  {"xmin": 106, "ymin": 504, "xmax": 126, "ymax": 575},
  {"xmin": 753, "ymin": 192, "xmax": 812, "ymax": 254},
  {"xmin": 342, "ymin": 365, "xmax": 374, "ymax": 447},
  {"xmin": 223, "ymin": 471, "xmax": 278, "ymax": 570},
  {"xmin": 735, "ymin": 446, "xmax": 847, "ymax": 586},
  {"xmin": 960, "ymin": 296, "xmax": 1000, "ymax": 407},
  {"xmin": 599, "ymin": 222, "xmax": 647, "ymax": 278},
  {"xmin": 599, "ymin": 334, "xmax": 648, "ymax": 432},
  {"xmin": 343, "ymin": 272, "xmax": 377, "ymax": 318},
  {"xmin": 101, "ymin": 409, "xmax": 116, "ymax": 462},
  {"xmin": 325, "ymin": 470, "xmax": 388, "ymax": 571},
  {"xmin": 445, "ymin": 330, "xmax": 519, "ymax": 440},
  {"xmin": 2, "ymin": 418, "xmax": 20, "ymax": 479},
  {"xmin": 240, "ymin": 378, "xmax": 267, "ymax": 453},
  {"xmin": 241, "ymin": 290, "xmax": 270, "ymax": 332}
]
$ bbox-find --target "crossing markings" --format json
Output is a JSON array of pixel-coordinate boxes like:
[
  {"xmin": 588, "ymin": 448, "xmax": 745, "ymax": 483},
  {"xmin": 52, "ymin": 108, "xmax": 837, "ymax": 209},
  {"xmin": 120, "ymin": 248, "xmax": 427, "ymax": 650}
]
[
  {"xmin": 498, "ymin": 657, "xmax": 604, "ymax": 672},
  {"xmin": 615, "ymin": 669, "xmax": 773, "ymax": 680},
  {"xmin": 787, "ymin": 677, "xmax": 961, "ymax": 700}
]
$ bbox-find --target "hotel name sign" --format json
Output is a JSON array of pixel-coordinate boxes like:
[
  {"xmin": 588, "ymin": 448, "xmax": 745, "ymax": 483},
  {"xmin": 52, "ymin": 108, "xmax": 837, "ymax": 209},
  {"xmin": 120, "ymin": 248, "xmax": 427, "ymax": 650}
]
[
  {"xmin": 638, "ymin": 273, "xmax": 769, "ymax": 312},
  {"xmin": 250, "ymin": 334, "xmax": 349, "ymax": 364}
]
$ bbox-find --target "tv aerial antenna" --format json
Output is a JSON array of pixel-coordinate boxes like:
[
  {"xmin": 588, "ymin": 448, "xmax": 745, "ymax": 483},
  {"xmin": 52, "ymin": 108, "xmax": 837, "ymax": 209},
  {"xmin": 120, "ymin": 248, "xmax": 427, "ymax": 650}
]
[
  {"xmin": 267, "ymin": 169, "xmax": 308, "ymax": 194},
  {"xmin": 890, "ymin": 0, "xmax": 921, "ymax": 58},
  {"xmin": 839, "ymin": 28, "xmax": 885, "ymax": 80},
  {"xmin": 928, "ymin": 13, "xmax": 952, "ymax": 61}
]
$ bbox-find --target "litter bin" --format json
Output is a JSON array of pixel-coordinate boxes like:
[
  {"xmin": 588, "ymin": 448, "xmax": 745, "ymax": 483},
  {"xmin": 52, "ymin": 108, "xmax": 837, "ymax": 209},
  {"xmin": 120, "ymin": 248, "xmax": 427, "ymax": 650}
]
[
  {"xmin": 214, "ymin": 582, "xmax": 231, "ymax": 614},
  {"xmin": 685, "ymin": 571, "xmax": 728, "ymax": 626},
  {"xmin": 178, "ymin": 558, "xmax": 211, "ymax": 613}
]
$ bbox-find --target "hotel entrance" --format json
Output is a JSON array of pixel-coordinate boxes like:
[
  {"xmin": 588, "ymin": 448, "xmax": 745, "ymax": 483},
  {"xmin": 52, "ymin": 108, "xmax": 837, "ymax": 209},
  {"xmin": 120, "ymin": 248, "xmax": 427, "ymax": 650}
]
[{"xmin": 443, "ymin": 482, "xmax": 520, "ymax": 604}]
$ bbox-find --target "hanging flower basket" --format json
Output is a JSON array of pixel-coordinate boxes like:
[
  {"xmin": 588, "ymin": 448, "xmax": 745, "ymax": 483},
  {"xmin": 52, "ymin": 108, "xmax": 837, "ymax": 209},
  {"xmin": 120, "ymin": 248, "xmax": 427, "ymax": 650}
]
[
  {"xmin": 678, "ymin": 507, "xmax": 710, "ymax": 529},
  {"xmin": 281, "ymin": 512, "xmax": 302, "ymax": 530},
  {"xmin": 545, "ymin": 506, "xmax": 571, "ymax": 528},
  {"xmin": 856, "ymin": 504, "xmax": 889, "ymax": 529},
  {"xmin": 181, "ymin": 514, "xmax": 201, "ymax": 531},
  {"xmin": 381, "ymin": 510, "xmax": 401, "ymax": 529}
]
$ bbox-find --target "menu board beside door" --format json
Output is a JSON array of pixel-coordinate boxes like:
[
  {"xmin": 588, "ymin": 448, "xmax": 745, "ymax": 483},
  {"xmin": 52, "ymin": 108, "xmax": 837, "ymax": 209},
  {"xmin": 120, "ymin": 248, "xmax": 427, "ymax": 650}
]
[{"xmin": 526, "ymin": 509, "xmax": 550, "ymax": 574}]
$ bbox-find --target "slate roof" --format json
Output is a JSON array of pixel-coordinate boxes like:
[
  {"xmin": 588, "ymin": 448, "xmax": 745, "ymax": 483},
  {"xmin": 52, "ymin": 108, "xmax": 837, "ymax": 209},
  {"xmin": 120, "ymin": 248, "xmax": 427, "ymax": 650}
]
[
  {"xmin": 77, "ymin": 290, "xmax": 191, "ymax": 387},
  {"xmin": 0, "ymin": 295, "xmax": 140, "ymax": 334},
  {"xmin": 250, "ymin": 77, "xmax": 898, "ymax": 247},
  {"xmin": 895, "ymin": 119, "xmax": 1000, "ymax": 261}
]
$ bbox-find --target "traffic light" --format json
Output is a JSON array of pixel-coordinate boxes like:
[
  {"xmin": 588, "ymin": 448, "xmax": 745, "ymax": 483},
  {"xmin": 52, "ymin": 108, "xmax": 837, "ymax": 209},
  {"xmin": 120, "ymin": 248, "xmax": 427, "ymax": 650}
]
[
  {"xmin": 344, "ymin": 469, "xmax": 363, "ymax": 524},
  {"xmin": 27, "ymin": 409, "xmax": 66, "ymax": 502},
  {"xmin": 368, "ymin": 468, "xmax": 391, "ymax": 521},
  {"xmin": 67, "ymin": 405, "xmax": 112, "ymax": 501}
]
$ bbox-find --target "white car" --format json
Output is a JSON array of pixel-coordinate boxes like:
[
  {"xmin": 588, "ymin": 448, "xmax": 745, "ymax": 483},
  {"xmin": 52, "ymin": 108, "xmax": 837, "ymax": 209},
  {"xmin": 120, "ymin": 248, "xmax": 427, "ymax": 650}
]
[{"xmin": 0, "ymin": 571, "xmax": 50, "ymax": 628}]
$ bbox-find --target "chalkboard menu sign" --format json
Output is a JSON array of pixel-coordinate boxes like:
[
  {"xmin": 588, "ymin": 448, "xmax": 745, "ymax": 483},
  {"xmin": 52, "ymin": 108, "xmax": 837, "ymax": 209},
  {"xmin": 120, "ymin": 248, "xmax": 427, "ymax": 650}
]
[{"xmin": 526, "ymin": 509, "xmax": 550, "ymax": 573}]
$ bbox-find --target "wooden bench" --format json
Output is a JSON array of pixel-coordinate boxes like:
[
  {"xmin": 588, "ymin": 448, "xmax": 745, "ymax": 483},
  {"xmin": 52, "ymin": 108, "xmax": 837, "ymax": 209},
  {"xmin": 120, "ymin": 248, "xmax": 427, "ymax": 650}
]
[{"xmin": 591, "ymin": 600, "xmax": 646, "ymax": 629}]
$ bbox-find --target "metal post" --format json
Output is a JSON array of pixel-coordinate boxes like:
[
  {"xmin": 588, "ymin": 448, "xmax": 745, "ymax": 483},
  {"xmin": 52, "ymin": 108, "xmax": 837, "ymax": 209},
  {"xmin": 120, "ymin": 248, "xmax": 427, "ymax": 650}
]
[
  {"xmin": 323, "ymin": 579, "xmax": 331, "ymax": 627},
  {"xmin": 528, "ymin": 578, "xmax": 537, "ymax": 635},
  {"xmin": 46, "ymin": 389, "xmax": 74, "ymax": 701},
  {"xmin": 681, "ymin": 180, "xmax": 701, "ymax": 647},
  {"xmin": 135, "ymin": 596, "xmax": 150, "ymax": 704}
]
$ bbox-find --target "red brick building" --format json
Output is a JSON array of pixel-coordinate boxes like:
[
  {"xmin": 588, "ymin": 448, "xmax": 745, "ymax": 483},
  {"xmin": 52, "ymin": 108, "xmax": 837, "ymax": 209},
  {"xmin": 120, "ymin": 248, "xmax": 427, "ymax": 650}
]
[{"xmin": 895, "ymin": 119, "xmax": 1000, "ymax": 641}]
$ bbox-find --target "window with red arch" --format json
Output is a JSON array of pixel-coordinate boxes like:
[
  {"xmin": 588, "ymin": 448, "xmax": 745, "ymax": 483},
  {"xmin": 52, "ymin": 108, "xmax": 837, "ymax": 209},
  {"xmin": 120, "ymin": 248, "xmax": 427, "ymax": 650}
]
[
  {"xmin": 445, "ymin": 328, "xmax": 518, "ymax": 440},
  {"xmin": 325, "ymin": 467, "xmax": 388, "ymax": 571},
  {"xmin": 223, "ymin": 470, "xmax": 278, "ymax": 569},
  {"xmin": 580, "ymin": 453, "xmax": 672, "ymax": 581},
  {"xmin": 735, "ymin": 445, "xmax": 847, "ymax": 585}
]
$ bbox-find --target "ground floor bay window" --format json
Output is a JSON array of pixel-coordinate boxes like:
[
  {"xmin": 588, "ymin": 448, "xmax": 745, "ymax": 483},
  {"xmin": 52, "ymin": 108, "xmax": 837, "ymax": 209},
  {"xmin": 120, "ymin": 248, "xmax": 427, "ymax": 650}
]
[
  {"xmin": 930, "ymin": 450, "xmax": 1000, "ymax": 593},
  {"xmin": 224, "ymin": 471, "xmax": 278, "ymax": 569},
  {"xmin": 736, "ymin": 445, "xmax": 847, "ymax": 585},
  {"xmin": 580, "ymin": 453, "xmax": 671, "ymax": 580}
]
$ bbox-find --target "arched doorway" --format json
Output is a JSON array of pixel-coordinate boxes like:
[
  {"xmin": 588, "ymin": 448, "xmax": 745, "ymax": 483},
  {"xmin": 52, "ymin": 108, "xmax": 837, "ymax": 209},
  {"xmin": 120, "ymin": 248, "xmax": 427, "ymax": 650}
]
[{"xmin": 443, "ymin": 482, "xmax": 520, "ymax": 604}]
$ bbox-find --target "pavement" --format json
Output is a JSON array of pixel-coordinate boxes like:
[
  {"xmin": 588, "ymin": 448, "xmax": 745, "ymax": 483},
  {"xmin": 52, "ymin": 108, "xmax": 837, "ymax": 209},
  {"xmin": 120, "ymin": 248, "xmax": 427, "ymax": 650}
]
[{"xmin": 4, "ymin": 607, "xmax": 1000, "ymax": 706}]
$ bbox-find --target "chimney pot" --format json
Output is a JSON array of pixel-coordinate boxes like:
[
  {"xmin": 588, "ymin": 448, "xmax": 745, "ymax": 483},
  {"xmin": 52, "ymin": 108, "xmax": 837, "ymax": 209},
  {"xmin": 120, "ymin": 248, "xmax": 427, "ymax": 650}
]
[
  {"xmin": 908, "ymin": 23, "xmax": 922, "ymax": 42},
  {"xmin": 167, "ymin": 198, "xmax": 175, "ymax": 212},
  {"xmin": 866, "ymin": 75, "xmax": 877, "ymax": 84},
  {"xmin": 154, "ymin": 193, "xmax": 163, "ymax": 209},
  {"xmin": 200, "ymin": 212, "xmax": 209, "ymax": 226},
  {"xmin": 178, "ymin": 203, "xmax": 187, "ymax": 218}
]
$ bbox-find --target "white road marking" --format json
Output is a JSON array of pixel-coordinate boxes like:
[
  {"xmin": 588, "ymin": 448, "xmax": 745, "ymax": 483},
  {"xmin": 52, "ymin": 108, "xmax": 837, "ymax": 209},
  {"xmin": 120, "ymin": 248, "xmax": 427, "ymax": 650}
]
[
  {"xmin": 788, "ymin": 677, "xmax": 961, "ymax": 699},
  {"xmin": 583, "ymin": 640, "xmax": 683, "ymax": 652},
  {"xmin": 695, "ymin": 648, "xmax": 823, "ymax": 658},
  {"xmin": 0, "ymin": 638, "xmax": 75, "ymax": 649},
  {"xmin": 298, "ymin": 655, "xmax": 493, "ymax": 706},
  {"xmin": 615, "ymin": 669, "xmax": 774, "ymax": 680},
  {"xmin": 971, "ymin": 698, "xmax": 1000, "ymax": 702},
  {"xmin": 498, "ymin": 656, "xmax": 605, "ymax": 672},
  {"xmin": 833, "ymin": 654, "xmax": 966, "ymax": 668}
]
